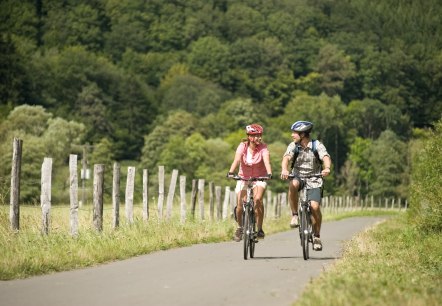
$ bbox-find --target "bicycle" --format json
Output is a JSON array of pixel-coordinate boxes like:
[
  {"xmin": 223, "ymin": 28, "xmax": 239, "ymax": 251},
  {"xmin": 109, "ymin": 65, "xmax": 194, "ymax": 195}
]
[
  {"xmin": 289, "ymin": 174, "xmax": 322, "ymax": 260},
  {"xmin": 230, "ymin": 175, "xmax": 269, "ymax": 260}
]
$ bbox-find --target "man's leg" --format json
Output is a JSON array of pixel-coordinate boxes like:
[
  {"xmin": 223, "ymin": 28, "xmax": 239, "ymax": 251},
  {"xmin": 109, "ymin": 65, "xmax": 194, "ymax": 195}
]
[
  {"xmin": 310, "ymin": 200, "xmax": 323, "ymax": 251},
  {"xmin": 288, "ymin": 180, "xmax": 300, "ymax": 227}
]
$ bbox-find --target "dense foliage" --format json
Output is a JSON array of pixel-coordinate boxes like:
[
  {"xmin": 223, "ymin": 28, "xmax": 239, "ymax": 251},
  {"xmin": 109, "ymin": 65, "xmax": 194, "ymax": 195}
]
[
  {"xmin": 409, "ymin": 119, "xmax": 442, "ymax": 233},
  {"xmin": 1, "ymin": 0, "xmax": 441, "ymax": 202}
]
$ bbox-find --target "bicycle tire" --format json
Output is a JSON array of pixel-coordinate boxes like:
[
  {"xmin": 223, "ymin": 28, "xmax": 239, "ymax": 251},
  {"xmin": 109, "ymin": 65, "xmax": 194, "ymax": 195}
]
[
  {"xmin": 249, "ymin": 209, "xmax": 256, "ymax": 258},
  {"xmin": 243, "ymin": 207, "xmax": 250, "ymax": 260},
  {"xmin": 301, "ymin": 206, "xmax": 309, "ymax": 260},
  {"xmin": 306, "ymin": 209, "xmax": 312, "ymax": 259}
]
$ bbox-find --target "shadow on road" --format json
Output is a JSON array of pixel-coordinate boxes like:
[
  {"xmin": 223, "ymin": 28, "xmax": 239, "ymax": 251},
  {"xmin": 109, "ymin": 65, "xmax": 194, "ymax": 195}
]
[{"xmin": 252, "ymin": 256, "xmax": 339, "ymax": 261}]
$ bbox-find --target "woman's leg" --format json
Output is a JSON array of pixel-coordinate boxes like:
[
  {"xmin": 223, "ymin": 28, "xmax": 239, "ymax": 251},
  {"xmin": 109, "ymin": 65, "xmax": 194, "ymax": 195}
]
[{"xmin": 253, "ymin": 186, "xmax": 265, "ymax": 230}]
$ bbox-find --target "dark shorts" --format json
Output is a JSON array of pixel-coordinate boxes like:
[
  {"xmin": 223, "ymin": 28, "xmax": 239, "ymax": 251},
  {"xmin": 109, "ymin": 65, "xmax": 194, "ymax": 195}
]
[
  {"xmin": 292, "ymin": 177, "xmax": 322, "ymax": 203},
  {"xmin": 306, "ymin": 188, "xmax": 322, "ymax": 203}
]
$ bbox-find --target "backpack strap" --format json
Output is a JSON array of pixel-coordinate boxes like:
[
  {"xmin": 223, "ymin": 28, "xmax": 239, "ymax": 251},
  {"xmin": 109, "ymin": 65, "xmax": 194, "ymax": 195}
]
[
  {"xmin": 311, "ymin": 139, "xmax": 321, "ymax": 164},
  {"xmin": 290, "ymin": 143, "xmax": 300, "ymax": 170},
  {"xmin": 290, "ymin": 139, "xmax": 321, "ymax": 170}
]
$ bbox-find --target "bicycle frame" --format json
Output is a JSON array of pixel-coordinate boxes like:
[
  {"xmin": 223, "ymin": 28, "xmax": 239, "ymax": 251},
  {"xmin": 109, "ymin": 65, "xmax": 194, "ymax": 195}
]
[
  {"xmin": 289, "ymin": 174, "xmax": 321, "ymax": 260},
  {"xmin": 298, "ymin": 186, "xmax": 312, "ymax": 260},
  {"xmin": 231, "ymin": 175, "xmax": 269, "ymax": 260}
]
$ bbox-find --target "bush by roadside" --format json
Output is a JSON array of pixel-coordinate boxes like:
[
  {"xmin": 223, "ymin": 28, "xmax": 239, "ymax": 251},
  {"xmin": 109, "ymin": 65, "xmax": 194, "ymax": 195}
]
[{"xmin": 294, "ymin": 214, "xmax": 441, "ymax": 306}]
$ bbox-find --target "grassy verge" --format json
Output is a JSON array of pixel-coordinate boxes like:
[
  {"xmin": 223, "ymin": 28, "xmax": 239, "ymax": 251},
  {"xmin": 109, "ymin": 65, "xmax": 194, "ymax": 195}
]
[
  {"xmin": 294, "ymin": 214, "xmax": 442, "ymax": 306},
  {"xmin": 0, "ymin": 205, "xmax": 398, "ymax": 280}
]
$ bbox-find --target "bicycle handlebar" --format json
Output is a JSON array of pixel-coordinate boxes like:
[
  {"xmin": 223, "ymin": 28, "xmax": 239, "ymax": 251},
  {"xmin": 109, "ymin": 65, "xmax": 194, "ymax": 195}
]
[
  {"xmin": 229, "ymin": 175, "xmax": 270, "ymax": 181},
  {"xmin": 288, "ymin": 174, "xmax": 323, "ymax": 180}
]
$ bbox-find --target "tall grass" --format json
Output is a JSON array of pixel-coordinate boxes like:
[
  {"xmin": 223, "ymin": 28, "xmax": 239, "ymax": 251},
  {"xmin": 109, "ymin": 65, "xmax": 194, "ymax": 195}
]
[
  {"xmin": 0, "ymin": 203, "xmax": 393, "ymax": 280},
  {"xmin": 0, "ymin": 203, "xmax": 292, "ymax": 280},
  {"xmin": 294, "ymin": 214, "xmax": 441, "ymax": 306}
]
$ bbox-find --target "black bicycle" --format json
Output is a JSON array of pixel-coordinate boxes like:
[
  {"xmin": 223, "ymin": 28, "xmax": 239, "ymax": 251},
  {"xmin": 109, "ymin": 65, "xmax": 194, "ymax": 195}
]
[
  {"xmin": 289, "ymin": 174, "xmax": 321, "ymax": 260},
  {"xmin": 231, "ymin": 175, "xmax": 269, "ymax": 260}
]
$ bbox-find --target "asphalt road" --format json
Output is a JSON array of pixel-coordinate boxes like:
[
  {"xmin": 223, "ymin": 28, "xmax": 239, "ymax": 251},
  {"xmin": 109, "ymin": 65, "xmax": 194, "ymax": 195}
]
[{"xmin": 0, "ymin": 216, "xmax": 386, "ymax": 306}]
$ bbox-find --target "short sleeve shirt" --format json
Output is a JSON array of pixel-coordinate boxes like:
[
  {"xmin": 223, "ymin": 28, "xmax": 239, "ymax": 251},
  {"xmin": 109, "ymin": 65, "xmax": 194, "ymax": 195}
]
[
  {"xmin": 283, "ymin": 140, "xmax": 329, "ymax": 188},
  {"xmin": 236, "ymin": 142, "xmax": 269, "ymax": 178}
]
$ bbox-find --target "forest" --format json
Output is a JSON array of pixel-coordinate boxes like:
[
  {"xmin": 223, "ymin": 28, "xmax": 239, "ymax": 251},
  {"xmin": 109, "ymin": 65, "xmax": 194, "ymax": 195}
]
[{"xmin": 0, "ymin": 0, "xmax": 441, "ymax": 203}]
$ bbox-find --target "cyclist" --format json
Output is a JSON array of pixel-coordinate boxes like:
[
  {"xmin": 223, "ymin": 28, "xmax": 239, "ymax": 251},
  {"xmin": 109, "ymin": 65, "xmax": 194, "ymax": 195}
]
[
  {"xmin": 227, "ymin": 124, "xmax": 272, "ymax": 242},
  {"xmin": 280, "ymin": 121, "xmax": 331, "ymax": 251}
]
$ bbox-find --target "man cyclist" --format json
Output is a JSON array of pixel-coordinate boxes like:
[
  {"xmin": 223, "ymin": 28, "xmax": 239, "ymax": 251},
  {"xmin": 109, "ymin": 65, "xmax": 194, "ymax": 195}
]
[
  {"xmin": 227, "ymin": 124, "xmax": 272, "ymax": 242},
  {"xmin": 280, "ymin": 121, "xmax": 331, "ymax": 251}
]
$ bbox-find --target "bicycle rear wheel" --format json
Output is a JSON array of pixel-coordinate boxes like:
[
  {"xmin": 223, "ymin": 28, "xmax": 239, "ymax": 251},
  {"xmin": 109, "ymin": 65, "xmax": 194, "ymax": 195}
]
[
  {"xmin": 249, "ymin": 210, "xmax": 256, "ymax": 258},
  {"xmin": 301, "ymin": 207, "xmax": 309, "ymax": 260},
  {"xmin": 243, "ymin": 208, "xmax": 250, "ymax": 260}
]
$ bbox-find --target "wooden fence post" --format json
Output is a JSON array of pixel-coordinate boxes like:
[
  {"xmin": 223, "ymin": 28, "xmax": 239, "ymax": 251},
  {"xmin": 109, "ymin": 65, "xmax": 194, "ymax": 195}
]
[
  {"xmin": 229, "ymin": 190, "xmax": 236, "ymax": 219},
  {"xmin": 198, "ymin": 179, "xmax": 205, "ymax": 220},
  {"xmin": 265, "ymin": 190, "xmax": 272, "ymax": 218},
  {"xmin": 158, "ymin": 166, "xmax": 165, "ymax": 221},
  {"xmin": 41, "ymin": 157, "xmax": 52, "ymax": 235},
  {"xmin": 166, "ymin": 169, "xmax": 178, "ymax": 221},
  {"xmin": 93, "ymin": 164, "xmax": 105, "ymax": 232},
  {"xmin": 142, "ymin": 169, "xmax": 149, "ymax": 222},
  {"xmin": 180, "ymin": 175, "xmax": 186, "ymax": 224},
  {"xmin": 273, "ymin": 195, "xmax": 277, "ymax": 218},
  {"xmin": 209, "ymin": 182, "xmax": 214, "ymax": 221},
  {"xmin": 215, "ymin": 186, "xmax": 222, "ymax": 221},
  {"xmin": 222, "ymin": 186, "xmax": 230, "ymax": 220},
  {"xmin": 125, "ymin": 166, "xmax": 135, "ymax": 224},
  {"xmin": 191, "ymin": 179, "xmax": 197, "ymax": 218},
  {"xmin": 112, "ymin": 162, "xmax": 120, "ymax": 229},
  {"xmin": 69, "ymin": 155, "xmax": 79, "ymax": 237},
  {"xmin": 10, "ymin": 138, "xmax": 22, "ymax": 231}
]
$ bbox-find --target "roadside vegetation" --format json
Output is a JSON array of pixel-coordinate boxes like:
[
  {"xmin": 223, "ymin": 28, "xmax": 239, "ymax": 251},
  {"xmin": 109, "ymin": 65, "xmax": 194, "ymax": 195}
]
[
  {"xmin": 294, "ymin": 121, "xmax": 442, "ymax": 306},
  {"xmin": 0, "ymin": 205, "xmax": 394, "ymax": 280}
]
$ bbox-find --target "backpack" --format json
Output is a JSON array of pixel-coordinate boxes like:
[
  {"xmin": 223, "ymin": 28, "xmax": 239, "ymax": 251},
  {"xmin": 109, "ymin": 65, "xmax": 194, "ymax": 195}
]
[{"xmin": 290, "ymin": 139, "xmax": 321, "ymax": 170}]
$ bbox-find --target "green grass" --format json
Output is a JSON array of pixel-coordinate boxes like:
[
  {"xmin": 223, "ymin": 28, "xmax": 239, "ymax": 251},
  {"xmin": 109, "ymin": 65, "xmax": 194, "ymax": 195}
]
[
  {"xmin": 0, "ymin": 204, "xmax": 401, "ymax": 281},
  {"xmin": 294, "ymin": 214, "xmax": 442, "ymax": 306}
]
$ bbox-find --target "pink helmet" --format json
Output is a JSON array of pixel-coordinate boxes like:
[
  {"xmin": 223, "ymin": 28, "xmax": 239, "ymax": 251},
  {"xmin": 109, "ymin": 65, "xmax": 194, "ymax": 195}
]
[{"xmin": 246, "ymin": 124, "xmax": 263, "ymax": 135}]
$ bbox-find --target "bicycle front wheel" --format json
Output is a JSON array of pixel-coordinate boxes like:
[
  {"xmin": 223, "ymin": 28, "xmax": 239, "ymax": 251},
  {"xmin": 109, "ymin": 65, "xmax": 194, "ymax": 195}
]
[
  {"xmin": 249, "ymin": 210, "xmax": 256, "ymax": 258},
  {"xmin": 301, "ymin": 207, "xmax": 309, "ymax": 260},
  {"xmin": 243, "ymin": 208, "xmax": 250, "ymax": 260}
]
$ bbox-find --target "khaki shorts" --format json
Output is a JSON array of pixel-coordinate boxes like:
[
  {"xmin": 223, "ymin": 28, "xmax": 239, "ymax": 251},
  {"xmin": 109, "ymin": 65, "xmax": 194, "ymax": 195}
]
[{"xmin": 235, "ymin": 180, "xmax": 267, "ymax": 193}]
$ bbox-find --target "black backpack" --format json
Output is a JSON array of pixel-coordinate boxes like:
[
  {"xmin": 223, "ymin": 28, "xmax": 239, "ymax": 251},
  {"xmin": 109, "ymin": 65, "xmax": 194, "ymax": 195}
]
[{"xmin": 290, "ymin": 139, "xmax": 321, "ymax": 170}]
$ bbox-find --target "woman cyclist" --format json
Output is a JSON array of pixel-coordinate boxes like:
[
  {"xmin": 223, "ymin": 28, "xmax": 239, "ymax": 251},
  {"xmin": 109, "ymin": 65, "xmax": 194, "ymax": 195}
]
[{"xmin": 227, "ymin": 124, "xmax": 272, "ymax": 242}]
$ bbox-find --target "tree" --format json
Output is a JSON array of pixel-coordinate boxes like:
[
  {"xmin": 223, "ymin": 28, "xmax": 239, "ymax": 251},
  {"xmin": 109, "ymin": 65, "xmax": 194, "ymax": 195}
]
[
  {"xmin": 223, "ymin": 3, "xmax": 265, "ymax": 41},
  {"xmin": 141, "ymin": 111, "xmax": 198, "ymax": 170},
  {"xmin": 345, "ymin": 98, "xmax": 409, "ymax": 140},
  {"xmin": 187, "ymin": 36, "xmax": 230, "ymax": 84},
  {"xmin": 314, "ymin": 43, "xmax": 356, "ymax": 97},
  {"xmin": 0, "ymin": 35, "xmax": 31, "ymax": 113},
  {"xmin": 0, "ymin": 105, "xmax": 84, "ymax": 203},
  {"xmin": 369, "ymin": 130, "xmax": 408, "ymax": 198},
  {"xmin": 160, "ymin": 74, "xmax": 231, "ymax": 116},
  {"xmin": 42, "ymin": 2, "xmax": 104, "ymax": 51},
  {"xmin": 346, "ymin": 137, "xmax": 373, "ymax": 197}
]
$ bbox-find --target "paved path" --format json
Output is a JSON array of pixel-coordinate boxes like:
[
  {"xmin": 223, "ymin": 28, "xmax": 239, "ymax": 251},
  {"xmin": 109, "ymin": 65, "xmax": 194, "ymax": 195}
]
[{"xmin": 0, "ymin": 217, "xmax": 386, "ymax": 306}]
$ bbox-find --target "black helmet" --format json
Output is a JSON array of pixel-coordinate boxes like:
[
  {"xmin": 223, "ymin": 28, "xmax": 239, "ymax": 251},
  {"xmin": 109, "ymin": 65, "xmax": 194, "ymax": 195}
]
[{"xmin": 291, "ymin": 121, "xmax": 313, "ymax": 133}]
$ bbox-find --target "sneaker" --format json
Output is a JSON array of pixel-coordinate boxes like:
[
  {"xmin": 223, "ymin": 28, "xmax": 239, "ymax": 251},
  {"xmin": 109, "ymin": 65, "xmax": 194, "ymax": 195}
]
[
  {"xmin": 233, "ymin": 227, "xmax": 243, "ymax": 242},
  {"xmin": 257, "ymin": 229, "xmax": 265, "ymax": 239},
  {"xmin": 290, "ymin": 215, "xmax": 299, "ymax": 228},
  {"xmin": 313, "ymin": 236, "xmax": 323, "ymax": 251}
]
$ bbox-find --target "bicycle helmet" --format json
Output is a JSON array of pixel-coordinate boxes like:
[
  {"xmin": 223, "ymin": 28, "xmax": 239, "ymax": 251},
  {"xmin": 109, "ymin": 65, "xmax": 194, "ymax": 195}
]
[
  {"xmin": 246, "ymin": 124, "xmax": 263, "ymax": 135},
  {"xmin": 291, "ymin": 121, "xmax": 313, "ymax": 133}
]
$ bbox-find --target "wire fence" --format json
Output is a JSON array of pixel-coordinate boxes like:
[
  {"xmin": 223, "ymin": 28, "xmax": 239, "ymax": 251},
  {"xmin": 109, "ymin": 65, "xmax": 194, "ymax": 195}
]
[{"xmin": 5, "ymin": 138, "xmax": 406, "ymax": 236}]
